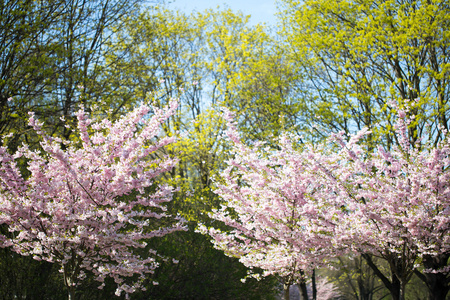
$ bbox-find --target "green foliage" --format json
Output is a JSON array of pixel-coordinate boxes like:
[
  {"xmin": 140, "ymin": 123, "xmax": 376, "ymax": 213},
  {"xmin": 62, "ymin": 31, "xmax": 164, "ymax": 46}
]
[
  {"xmin": 279, "ymin": 0, "xmax": 450, "ymax": 147},
  {"xmin": 0, "ymin": 246, "xmax": 65, "ymax": 300},
  {"xmin": 166, "ymin": 108, "xmax": 229, "ymax": 223},
  {"xmin": 1, "ymin": 0, "xmax": 144, "ymax": 148},
  {"xmin": 132, "ymin": 225, "xmax": 278, "ymax": 300},
  {"xmin": 225, "ymin": 45, "xmax": 308, "ymax": 143}
]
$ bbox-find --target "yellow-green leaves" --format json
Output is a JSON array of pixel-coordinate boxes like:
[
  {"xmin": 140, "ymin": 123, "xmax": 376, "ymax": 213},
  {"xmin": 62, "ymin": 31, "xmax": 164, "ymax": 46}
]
[
  {"xmin": 165, "ymin": 108, "xmax": 229, "ymax": 222},
  {"xmin": 278, "ymin": 0, "xmax": 450, "ymax": 147}
]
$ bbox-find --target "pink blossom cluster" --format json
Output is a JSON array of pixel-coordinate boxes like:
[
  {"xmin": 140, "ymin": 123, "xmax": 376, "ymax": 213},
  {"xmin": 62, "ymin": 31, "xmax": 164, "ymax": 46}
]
[
  {"xmin": 200, "ymin": 107, "xmax": 450, "ymax": 285},
  {"xmin": 0, "ymin": 100, "xmax": 186, "ymax": 297}
]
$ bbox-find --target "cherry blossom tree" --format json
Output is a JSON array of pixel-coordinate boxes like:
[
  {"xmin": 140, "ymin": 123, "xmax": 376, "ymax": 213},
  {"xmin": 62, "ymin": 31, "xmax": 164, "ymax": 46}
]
[
  {"xmin": 201, "ymin": 105, "xmax": 450, "ymax": 300},
  {"xmin": 199, "ymin": 109, "xmax": 346, "ymax": 300},
  {"xmin": 0, "ymin": 100, "xmax": 186, "ymax": 299},
  {"xmin": 327, "ymin": 107, "xmax": 450, "ymax": 300}
]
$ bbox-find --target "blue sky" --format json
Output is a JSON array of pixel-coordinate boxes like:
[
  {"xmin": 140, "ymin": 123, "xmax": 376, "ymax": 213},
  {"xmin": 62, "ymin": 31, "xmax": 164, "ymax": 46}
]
[{"xmin": 166, "ymin": 0, "xmax": 279, "ymax": 26}]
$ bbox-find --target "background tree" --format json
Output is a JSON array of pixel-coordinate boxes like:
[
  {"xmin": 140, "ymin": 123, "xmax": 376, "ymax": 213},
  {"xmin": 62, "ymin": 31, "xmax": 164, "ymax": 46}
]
[
  {"xmin": 278, "ymin": 0, "xmax": 450, "ymax": 147},
  {"xmin": 0, "ymin": 0, "xmax": 65, "ymax": 140},
  {"xmin": 224, "ymin": 38, "xmax": 309, "ymax": 143},
  {"xmin": 1, "ymin": 0, "xmax": 144, "ymax": 145}
]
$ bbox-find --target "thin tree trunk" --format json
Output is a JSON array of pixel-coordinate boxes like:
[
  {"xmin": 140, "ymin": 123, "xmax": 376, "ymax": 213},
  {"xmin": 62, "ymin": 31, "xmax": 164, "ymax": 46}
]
[
  {"xmin": 311, "ymin": 269, "xmax": 317, "ymax": 300},
  {"xmin": 299, "ymin": 280, "xmax": 309, "ymax": 300},
  {"xmin": 391, "ymin": 272, "xmax": 402, "ymax": 300},
  {"xmin": 68, "ymin": 285, "xmax": 75, "ymax": 300},
  {"xmin": 414, "ymin": 253, "xmax": 450, "ymax": 300},
  {"xmin": 298, "ymin": 270, "xmax": 309, "ymax": 300},
  {"xmin": 284, "ymin": 283, "xmax": 290, "ymax": 300}
]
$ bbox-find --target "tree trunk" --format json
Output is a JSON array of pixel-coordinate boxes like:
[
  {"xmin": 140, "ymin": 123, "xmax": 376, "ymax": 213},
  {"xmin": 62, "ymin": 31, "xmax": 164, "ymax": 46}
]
[
  {"xmin": 63, "ymin": 261, "xmax": 78, "ymax": 300},
  {"xmin": 414, "ymin": 253, "xmax": 450, "ymax": 300},
  {"xmin": 391, "ymin": 272, "xmax": 402, "ymax": 300},
  {"xmin": 67, "ymin": 285, "xmax": 75, "ymax": 300},
  {"xmin": 311, "ymin": 269, "xmax": 317, "ymax": 300},
  {"xmin": 299, "ymin": 279, "xmax": 309, "ymax": 300},
  {"xmin": 283, "ymin": 283, "xmax": 290, "ymax": 300}
]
